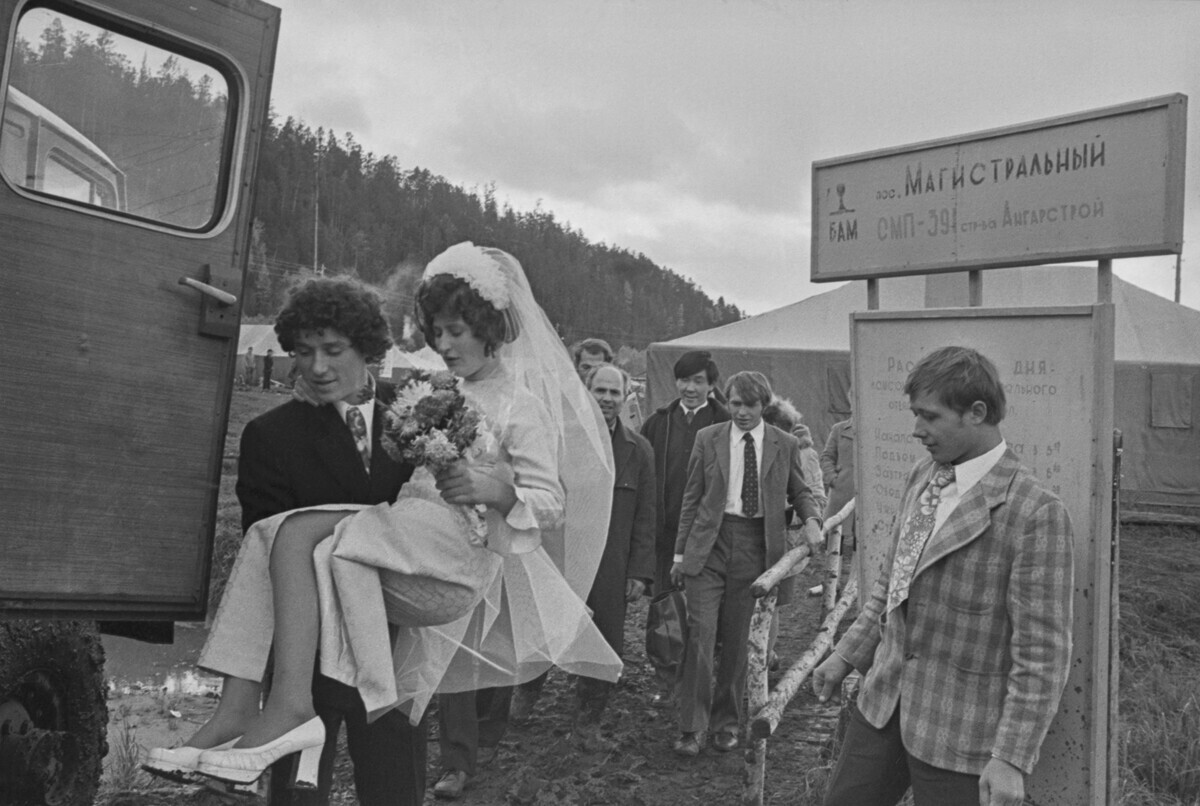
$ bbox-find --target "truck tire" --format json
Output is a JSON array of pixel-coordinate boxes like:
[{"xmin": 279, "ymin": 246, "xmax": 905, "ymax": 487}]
[{"xmin": 0, "ymin": 620, "xmax": 107, "ymax": 806}]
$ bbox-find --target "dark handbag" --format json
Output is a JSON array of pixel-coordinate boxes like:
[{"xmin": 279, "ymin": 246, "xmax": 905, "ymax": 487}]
[{"xmin": 645, "ymin": 588, "xmax": 688, "ymax": 673}]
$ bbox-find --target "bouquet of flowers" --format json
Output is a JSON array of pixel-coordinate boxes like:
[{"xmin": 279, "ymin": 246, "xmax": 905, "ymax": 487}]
[{"xmin": 380, "ymin": 369, "xmax": 489, "ymax": 539}]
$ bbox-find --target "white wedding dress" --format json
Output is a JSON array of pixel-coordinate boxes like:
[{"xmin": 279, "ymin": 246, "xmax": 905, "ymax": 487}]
[{"xmin": 199, "ymin": 361, "xmax": 622, "ymax": 724}]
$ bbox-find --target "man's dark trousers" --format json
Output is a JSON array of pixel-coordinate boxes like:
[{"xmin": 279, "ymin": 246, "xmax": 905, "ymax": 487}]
[{"xmin": 237, "ymin": 394, "xmax": 425, "ymax": 806}]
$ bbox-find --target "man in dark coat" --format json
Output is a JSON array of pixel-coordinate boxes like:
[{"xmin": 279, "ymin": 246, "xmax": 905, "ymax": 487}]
[
  {"xmin": 640, "ymin": 350, "xmax": 728, "ymax": 704},
  {"xmin": 575, "ymin": 364, "xmax": 656, "ymax": 731},
  {"xmin": 236, "ymin": 277, "xmax": 424, "ymax": 806}
]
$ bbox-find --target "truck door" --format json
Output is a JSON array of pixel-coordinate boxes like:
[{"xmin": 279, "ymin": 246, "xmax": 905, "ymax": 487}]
[{"xmin": 0, "ymin": 0, "xmax": 279, "ymax": 620}]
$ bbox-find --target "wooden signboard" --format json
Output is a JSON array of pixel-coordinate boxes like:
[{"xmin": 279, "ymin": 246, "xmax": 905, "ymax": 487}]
[
  {"xmin": 812, "ymin": 94, "xmax": 1186, "ymax": 281},
  {"xmin": 851, "ymin": 305, "xmax": 1115, "ymax": 805}
]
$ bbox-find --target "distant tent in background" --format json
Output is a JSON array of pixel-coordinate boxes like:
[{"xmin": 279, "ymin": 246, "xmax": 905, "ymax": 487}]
[
  {"xmin": 647, "ymin": 264, "xmax": 1200, "ymax": 515},
  {"xmin": 237, "ymin": 325, "xmax": 446, "ymax": 386},
  {"xmin": 237, "ymin": 323, "xmax": 291, "ymax": 382},
  {"xmin": 381, "ymin": 345, "xmax": 445, "ymax": 380}
]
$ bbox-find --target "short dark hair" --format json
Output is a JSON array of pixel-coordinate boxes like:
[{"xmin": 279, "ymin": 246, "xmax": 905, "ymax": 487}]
[
  {"xmin": 415, "ymin": 274, "xmax": 509, "ymax": 356},
  {"xmin": 724, "ymin": 371, "xmax": 773, "ymax": 408},
  {"xmin": 274, "ymin": 276, "xmax": 392, "ymax": 363},
  {"xmin": 904, "ymin": 346, "xmax": 1006, "ymax": 424},
  {"xmin": 573, "ymin": 338, "xmax": 614, "ymax": 365},
  {"xmin": 674, "ymin": 350, "xmax": 719, "ymax": 383},
  {"xmin": 584, "ymin": 362, "xmax": 629, "ymax": 395}
]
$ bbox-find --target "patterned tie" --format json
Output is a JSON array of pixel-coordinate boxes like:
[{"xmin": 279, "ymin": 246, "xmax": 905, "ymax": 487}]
[
  {"xmin": 345, "ymin": 406, "xmax": 371, "ymax": 473},
  {"xmin": 886, "ymin": 464, "xmax": 955, "ymax": 612},
  {"xmin": 741, "ymin": 432, "xmax": 759, "ymax": 517},
  {"xmin": 685, "ymin": 408, "xmax": 695, "ymax": 426}
]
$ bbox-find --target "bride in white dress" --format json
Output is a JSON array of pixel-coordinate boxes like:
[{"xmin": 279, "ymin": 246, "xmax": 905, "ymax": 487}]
[{"xmin": 147, "ymin": 243, "xmax": 620, "ymax": 787}]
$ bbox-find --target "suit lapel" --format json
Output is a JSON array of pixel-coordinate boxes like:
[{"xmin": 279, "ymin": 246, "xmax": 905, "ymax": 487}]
[
  {"xmin": 708, "ymin": 421, "xmax": 729, "ymax": 488},
  {"xmin": 312, "ymin": 404, "xmax": 370, "ymax": 498},
  {"xmin": 759, "ymin": 425, "xmax": 780, "ymax": 482},
  {"xmin": 916, "ymin": 449, "xmax": 1020, "ymax": 575},
  {"xmin": 611, "ymin": 423, "xmax": 633, "ymax": 481}
]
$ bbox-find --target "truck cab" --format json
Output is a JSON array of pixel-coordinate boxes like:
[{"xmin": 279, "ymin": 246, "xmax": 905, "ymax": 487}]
[{"xmin": 0, "ymin": 1, "xmax": 278, "ymax": 801}]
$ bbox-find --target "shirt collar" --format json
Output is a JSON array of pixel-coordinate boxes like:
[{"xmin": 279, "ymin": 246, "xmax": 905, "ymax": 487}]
[
  {"xmin": 950, "ymin": 440, "xmax": 1006, "ymax": 494},
  {"xmin": 680, "ymin": 400, "xmax": 708, "ymax": 416},
  {"xmin": 732, "ymin": 420, "xmax": 765, "ymax": 443}
]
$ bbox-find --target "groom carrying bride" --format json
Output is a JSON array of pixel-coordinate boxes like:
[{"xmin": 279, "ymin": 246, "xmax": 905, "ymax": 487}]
[{"xmin": 231, "ymin": 277, "xmax": 425, "ymax": 805}]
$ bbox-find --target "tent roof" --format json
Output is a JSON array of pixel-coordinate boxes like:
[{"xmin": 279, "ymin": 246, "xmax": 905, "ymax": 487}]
[
  {"xmin": 659, "ymin": 265, "xmax": 1200, "ymax": 365},
  {"xmin": 238, "ymin": 324, "xmax": 282, "ymax": 355}
]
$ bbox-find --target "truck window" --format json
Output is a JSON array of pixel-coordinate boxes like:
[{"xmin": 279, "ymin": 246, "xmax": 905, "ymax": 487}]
[{"xmin": 0, "ymin": 4, "xmax": 236, "ymax": 231}]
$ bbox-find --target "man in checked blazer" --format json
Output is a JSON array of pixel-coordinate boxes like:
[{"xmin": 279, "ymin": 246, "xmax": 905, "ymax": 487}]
[
  {"xmin": 669, "ymin": 371, "xmax": 823, "ymax": 757},
  {"xmin": 813, "ymin": 346, "xmax": 1074, "ymax": 806}
]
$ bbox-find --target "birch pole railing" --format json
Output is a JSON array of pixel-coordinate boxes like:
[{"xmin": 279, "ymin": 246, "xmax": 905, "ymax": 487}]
[{"xmin": 740, "ymin": 500, "xmax": 858, "ymax": 806}]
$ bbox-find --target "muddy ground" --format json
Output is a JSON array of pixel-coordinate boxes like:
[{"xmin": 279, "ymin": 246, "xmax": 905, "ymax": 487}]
[{"xmin": 100, "ymin": 565, "xmax": 842, "ymax": 806}]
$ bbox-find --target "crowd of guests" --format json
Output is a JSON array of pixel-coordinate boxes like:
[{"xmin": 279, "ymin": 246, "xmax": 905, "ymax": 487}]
[{"xmin": 172, "ymin": 251, "xmax": 1073, "ymax": 806}]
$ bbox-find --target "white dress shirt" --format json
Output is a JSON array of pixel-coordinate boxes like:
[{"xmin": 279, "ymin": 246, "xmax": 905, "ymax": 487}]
[
  {"xmin": 333, "ymin": 379, "xmax": 377, "ymax": 463},
  {"xmin": 932, "ymin": 440, "xmax": 1007, "ymax": 535},
  {"xmin": 725, "ymin": 421, "xmax": 765, "ymax": 517}
]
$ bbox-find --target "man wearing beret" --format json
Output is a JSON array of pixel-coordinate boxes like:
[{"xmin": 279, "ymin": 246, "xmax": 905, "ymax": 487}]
[{"xmin": 640, "ymin": 350, "xmax": 729, "ymax": 705}]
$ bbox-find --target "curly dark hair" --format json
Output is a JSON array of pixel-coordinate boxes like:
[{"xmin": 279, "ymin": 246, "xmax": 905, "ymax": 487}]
[
  {"xmin": 415, "ymin": 274, "xmax": 508, "ymax": 356},
  {"xmin": 274, "ymin": 276, "xmax": 392, "ymax": 363}
]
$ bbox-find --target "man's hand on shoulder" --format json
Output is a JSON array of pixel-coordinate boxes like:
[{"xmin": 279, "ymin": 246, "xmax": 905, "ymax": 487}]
[{"xmin": 979, "ymin": 755, "xmax": 1025, "ymax": 806}]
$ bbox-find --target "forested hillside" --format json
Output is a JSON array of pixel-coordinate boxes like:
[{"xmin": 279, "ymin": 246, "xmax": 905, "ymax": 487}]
[
  {"xmin": 9, "ymin": 11, "xmax": 742, "ymax": 349},
  {"xmin": 246, "ymin": 118, "xmax": 743, "ymax": 347}
]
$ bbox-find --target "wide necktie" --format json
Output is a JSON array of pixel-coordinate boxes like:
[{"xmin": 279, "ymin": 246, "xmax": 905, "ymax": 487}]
[
  {"xmin": 741, "ymin": 432, "xmax": 759, "ymax": 517},
  {"xmin": 885, "ymin": 464, "xmax": 955, "ymax": 612},
  {"xmin": 345, "ymin": 406, "xmax": 371, "ymax": 473}
]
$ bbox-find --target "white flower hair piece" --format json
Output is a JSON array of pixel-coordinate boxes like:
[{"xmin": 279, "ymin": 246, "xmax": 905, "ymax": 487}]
[{"xmin": 422, "ymin": 242, "xmax": 511, "ymax": 310}]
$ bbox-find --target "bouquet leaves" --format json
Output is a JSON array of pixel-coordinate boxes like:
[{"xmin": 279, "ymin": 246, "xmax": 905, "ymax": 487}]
[{"xmin": 380, "ymin": 370, "xmax": 482, "ymax": 472}]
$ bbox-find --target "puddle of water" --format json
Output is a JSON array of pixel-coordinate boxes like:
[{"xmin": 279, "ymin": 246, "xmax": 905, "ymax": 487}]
[{"xmin": 101, "ymin": 622, "xmax": 221, "ymax": 695}]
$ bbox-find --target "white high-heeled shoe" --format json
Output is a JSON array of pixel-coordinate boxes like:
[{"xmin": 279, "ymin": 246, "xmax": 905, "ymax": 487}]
[
  {"xmin": 143, "ymin": 736, "xmax": 240, "ymax": 783},
  {"xmin": 197, "ymin": 716, "xmax": 325, "ymax": 787}
]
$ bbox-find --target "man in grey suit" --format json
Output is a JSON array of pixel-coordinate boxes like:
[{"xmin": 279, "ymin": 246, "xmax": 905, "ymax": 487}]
[{"xmin": 669, "ymin": 371, "xmax": 823, "ymax": 757}]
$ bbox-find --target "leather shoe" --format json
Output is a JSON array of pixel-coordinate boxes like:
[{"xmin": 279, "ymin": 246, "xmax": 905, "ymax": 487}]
[
  {"xmin": 197, "ymin": 717, "xmax": 325, "ymax": 786},
  {"xmin": 711, "ymin": 730, "xmax": 739, "ymax": 752},
  {"xmin": 143, "ymin": 737, "xmax": 240, "ymax": 783},
  {"xmin": 434, "ymin": 769, "xmax": 468, "ymax": 800},
  {"xmin": 672, "ymin": 731, "xmax": 701, "ymax": 758}
]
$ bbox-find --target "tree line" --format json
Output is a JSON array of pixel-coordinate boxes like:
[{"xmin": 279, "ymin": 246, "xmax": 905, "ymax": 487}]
[
  {"xmin": 10, "ymin": 13, "xmax": 744, "ymax": 350},
  {"xmin": 246, "ymin": 118, "xmax": 744, "ymax": 349}
]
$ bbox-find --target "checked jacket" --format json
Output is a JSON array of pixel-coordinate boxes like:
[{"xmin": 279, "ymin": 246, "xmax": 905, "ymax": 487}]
[{"xmin": 835, "ymin": 448, "xmax": 1074, "ymax": 775}]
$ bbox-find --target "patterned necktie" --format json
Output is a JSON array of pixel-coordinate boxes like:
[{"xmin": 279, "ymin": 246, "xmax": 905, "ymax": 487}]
[
  {"xmin": 685, "ymin": 408, "xmax": 695, "ymax": 425},
  {"xmin": 345, "ymin": 406, "xmax": 371, "ymax": 473},
  {"xmin": 741, "ymin": 432, "xmax": 759, "ymax": 517},
  {"xmin": 886, "ymin": 464, "xmax": 955, "ymax": 612}
]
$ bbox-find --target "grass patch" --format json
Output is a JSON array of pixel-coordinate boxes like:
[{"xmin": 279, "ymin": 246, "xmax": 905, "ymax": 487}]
[{"xmin": 1117, "ymin": 524, "xmax": 1200, "ymax": 804}]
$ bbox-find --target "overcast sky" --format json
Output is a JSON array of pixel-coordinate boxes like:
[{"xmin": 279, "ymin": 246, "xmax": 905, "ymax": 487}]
[{"xmin": 267, "ymin": 0, "xmax": 1200, "ymax": 315}]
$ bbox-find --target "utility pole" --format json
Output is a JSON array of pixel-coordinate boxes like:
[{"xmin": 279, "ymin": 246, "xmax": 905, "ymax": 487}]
[
  {"xmin": 313, "ymin": 145, "xmax": 320, "ymax": 272},
  {"xmin": 1175, "ymin": 253, "xmax": 1182, "ymax": 304}
]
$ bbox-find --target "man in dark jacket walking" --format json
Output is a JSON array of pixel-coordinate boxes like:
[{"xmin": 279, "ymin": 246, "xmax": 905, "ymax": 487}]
[{"xmin": 640, "ymin": 351, "xmax": 728, "ymax": 705}]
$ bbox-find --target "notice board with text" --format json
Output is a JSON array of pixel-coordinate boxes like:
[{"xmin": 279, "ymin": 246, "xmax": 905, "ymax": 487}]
[{"xmin": 851, "ymin": 305, "xmax": 1115, "ymax": 805}]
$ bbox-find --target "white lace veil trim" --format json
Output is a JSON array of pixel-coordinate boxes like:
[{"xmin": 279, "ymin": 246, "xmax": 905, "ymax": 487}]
[{"xmin": 424, "ymin": 242, "xmax": 614, "ymax": 597}]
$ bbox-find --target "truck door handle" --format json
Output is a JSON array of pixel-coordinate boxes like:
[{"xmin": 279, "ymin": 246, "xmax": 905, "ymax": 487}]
[{"xmin": 179, "ymin": 275, "xmax": 238, "ymax": 307}]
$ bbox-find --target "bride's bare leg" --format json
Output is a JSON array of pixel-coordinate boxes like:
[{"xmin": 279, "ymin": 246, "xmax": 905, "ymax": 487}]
[
  {"xmin": 183, "ymin": 677, "xmax": 262, "ymax": 748},
  {"xmin": 235, "ymin": 510, "xmax": 348, "ymax": 748}
]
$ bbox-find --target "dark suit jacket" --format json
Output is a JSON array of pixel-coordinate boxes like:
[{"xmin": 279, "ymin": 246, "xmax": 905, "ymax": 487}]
[
  {"xmin": 237, "ymin": 383, "xmax": 412, "ymax": 531},
  {"xmin": 587, "ymin": 421, "xmax": 656, "ymax": 654},
  {"xmin": 235, "ymin": 381, "xmax": 420, "ymax": 806},
  {"xmin": 675, "ymin": 422, "xmax": 822, "ymax": 577}
]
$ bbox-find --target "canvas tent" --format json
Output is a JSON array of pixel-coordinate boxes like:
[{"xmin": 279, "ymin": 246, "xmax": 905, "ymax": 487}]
[
  {"xmin": 237, "ymin": 323, "xmax": 291, "ymax": 383},
  {"xmin": 647, "ymin": 264, "xmax": 1200, "ymax": 513},
  {"xmin": 236, "ymin": 325, "xmax": 445, "ymax": 386}
]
